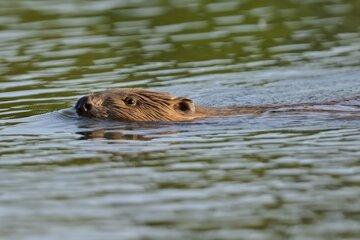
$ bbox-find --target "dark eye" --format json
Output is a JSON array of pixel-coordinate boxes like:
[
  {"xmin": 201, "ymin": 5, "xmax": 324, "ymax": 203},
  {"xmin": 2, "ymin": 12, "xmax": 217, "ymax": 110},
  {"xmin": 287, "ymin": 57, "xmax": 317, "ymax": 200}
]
[{"xmin": 124, "ymin": 96, "xmax": 137, "ymax": 106}]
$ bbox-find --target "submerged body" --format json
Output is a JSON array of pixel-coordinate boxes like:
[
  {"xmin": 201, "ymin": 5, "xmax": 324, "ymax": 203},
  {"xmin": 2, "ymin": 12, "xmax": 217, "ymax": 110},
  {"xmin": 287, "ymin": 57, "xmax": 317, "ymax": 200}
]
[{"xmin": 75, "ymin": 88, "xmax": 357, "ymax": 122}]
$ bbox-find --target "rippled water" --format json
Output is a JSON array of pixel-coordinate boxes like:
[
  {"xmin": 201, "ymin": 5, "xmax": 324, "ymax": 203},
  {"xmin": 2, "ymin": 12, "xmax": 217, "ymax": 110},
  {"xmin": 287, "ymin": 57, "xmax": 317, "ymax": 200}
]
[{"xmin": 0, "ymin": 0, "xmax": 359, "ymax": 239}]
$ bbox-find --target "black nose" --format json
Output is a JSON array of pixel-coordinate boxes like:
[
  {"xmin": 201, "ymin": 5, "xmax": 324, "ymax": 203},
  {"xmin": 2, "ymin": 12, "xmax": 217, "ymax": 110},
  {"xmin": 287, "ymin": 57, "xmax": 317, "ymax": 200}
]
[{"xmin": 75, "ymin": 96, "xmax": 92, "ymax": 115}]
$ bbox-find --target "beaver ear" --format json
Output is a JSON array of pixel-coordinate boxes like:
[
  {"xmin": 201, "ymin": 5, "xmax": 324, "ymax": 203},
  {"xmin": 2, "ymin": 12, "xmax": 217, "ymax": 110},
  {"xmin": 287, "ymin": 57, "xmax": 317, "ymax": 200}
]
[{"xmin": 174, "ymin": 97, "xmax": 195, "ymax": 114}]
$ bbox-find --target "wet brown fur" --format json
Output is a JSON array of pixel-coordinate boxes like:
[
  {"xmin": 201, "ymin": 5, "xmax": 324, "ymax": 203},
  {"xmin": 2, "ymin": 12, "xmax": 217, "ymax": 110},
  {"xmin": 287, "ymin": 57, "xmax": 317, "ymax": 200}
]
[{"xmin": 76, "ymin": 88, "xmax": 357, "ymax": 122}]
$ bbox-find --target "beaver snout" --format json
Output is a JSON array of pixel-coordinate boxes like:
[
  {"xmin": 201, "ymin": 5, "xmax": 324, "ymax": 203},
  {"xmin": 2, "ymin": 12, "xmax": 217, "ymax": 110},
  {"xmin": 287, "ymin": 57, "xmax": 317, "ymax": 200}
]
[{"xmin": 75, "ymin": 96, "xmax": 92, "ymax": 116}]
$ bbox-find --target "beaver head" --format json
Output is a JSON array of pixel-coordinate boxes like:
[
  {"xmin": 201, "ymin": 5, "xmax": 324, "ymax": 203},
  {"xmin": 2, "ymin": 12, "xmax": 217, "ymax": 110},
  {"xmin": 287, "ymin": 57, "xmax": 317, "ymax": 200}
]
[{"xmin": 75, "ymin": 88, "xmax": 200, "ymax": 122}]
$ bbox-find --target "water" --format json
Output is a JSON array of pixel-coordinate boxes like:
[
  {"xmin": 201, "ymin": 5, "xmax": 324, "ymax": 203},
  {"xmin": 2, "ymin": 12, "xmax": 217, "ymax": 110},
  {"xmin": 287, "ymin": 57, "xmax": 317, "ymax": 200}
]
[{"xmin": 0, "ymin": 0, "xmax": 359, "ymax": 239}]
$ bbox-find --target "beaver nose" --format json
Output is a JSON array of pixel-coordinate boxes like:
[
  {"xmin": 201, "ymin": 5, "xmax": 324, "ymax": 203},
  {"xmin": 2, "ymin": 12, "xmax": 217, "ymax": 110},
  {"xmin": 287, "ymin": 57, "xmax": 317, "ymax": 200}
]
[{"xmin": 75, "ymin": 96, "xmax": 92, "ymax": 115}]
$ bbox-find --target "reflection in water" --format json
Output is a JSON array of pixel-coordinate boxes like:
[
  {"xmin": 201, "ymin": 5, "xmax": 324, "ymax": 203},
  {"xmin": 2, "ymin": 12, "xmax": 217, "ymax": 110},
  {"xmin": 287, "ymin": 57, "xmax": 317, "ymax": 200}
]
[
  {"xmin": 0, "ymin": 0, "xmax": 359, "ymax": 239},
  {"xmin": 78, "ymin": 129, "xmax": 153, "ymax": 141}
]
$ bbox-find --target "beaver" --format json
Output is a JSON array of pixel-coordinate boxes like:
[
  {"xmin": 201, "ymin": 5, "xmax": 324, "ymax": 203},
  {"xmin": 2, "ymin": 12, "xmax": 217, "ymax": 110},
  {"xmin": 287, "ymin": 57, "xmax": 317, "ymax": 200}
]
[{"xmin": 75, "ymin": 88, "xmax": 358, "ymax": 122}]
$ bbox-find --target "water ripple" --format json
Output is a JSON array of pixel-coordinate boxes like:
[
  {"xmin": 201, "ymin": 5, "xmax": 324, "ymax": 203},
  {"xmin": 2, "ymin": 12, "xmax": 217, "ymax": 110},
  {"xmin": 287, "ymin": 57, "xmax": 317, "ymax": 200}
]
[{"xmin": 0, "ymin": 0, "xmax": 359, "ymax": 239}]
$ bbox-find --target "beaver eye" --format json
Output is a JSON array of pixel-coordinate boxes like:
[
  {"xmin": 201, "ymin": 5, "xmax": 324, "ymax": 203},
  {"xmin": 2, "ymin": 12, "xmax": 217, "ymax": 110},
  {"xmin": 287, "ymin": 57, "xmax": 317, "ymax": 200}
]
[{"xmin": 124, "ymin": 97, "xmax": 137, "ymax": 106}]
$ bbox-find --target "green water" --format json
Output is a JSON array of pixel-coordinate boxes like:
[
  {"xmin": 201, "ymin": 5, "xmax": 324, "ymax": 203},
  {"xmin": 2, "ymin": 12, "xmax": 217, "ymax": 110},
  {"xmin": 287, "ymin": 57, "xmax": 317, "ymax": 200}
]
[{"xmin": 0, "ymin": 0, "xmax": 359, "ymax": 239}]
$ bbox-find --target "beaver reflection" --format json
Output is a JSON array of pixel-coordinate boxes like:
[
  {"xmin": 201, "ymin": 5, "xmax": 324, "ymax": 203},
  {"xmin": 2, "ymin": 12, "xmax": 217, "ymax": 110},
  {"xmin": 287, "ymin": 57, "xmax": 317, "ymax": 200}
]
[{"xmin": 78, "ymin": 129, "xmax": 153, "ymax": 140}]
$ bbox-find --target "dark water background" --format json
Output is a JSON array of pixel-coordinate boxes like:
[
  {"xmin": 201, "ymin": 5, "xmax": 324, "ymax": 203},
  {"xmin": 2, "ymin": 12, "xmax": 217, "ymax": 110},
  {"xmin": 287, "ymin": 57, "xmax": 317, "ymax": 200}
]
[{"xmin": 0, "ymin": 0, "xmax": 359, "ymax": 239}]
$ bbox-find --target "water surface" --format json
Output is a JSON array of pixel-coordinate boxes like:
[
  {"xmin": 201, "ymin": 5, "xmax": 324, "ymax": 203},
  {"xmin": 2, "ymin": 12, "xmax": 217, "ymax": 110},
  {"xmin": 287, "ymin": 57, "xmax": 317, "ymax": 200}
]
[{"xmin": 0, "ymin": 0, "xmax": 359, "ymax": 239}]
